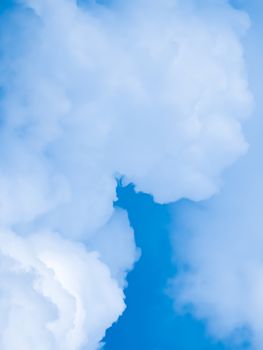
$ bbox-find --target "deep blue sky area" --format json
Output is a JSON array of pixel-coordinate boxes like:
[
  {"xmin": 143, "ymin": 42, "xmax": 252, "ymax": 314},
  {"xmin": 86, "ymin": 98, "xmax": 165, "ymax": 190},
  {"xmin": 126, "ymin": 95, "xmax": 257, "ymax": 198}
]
[
  {"xmin": 103, "ymin": 185, "xmax": 235, "ymax": 350},
  {"xmin": 0, "ymin": 0, "xmax": 16, "ymax": 14}
]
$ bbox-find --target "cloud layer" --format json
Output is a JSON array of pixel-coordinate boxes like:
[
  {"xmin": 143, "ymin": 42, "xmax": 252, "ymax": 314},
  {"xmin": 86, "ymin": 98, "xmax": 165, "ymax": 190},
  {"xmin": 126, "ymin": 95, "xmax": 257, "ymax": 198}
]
[{"xmin": 0, "ymin": 0, "xmax": 252, "ymax": 349}]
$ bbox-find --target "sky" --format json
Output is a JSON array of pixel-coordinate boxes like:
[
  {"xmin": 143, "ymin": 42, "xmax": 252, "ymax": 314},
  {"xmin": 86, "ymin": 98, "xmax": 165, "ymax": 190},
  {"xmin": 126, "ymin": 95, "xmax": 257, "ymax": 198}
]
[
  {"xmin": 104, "ymin": 186, "xmax": 234, "ymax": 350},
  {"xmin": 0, "ymin": 0, "xmax": 262, "ymax": 350}
]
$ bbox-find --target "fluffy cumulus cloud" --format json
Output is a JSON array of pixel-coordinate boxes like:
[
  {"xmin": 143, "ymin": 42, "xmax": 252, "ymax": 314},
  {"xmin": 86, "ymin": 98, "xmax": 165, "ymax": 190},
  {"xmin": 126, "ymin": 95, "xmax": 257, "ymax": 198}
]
[
  {"xmin": 0, "ymin": 229, "xmax": 125, "ymax": 350},
  {"xmin": 0, "ymin": 0, "xmax": 252, "ymax": 349},
  {"xmin": 172, "ymin": 7, "xmax": 263, "ymax": 348}
]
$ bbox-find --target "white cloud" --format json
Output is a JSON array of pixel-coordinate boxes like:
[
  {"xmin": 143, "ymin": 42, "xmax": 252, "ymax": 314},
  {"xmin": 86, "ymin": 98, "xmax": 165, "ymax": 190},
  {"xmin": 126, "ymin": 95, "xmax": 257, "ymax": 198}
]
[
  {"xmin": 89, "ymin": 209, "xmax": 140, "ymax": 288},
  {"xmin": 171, "ymin": 5, "xmax": 263, "ymax": 349},
  {"xmin": 0, "ymin": 0, "xmax": 252, "ymax": 348},
  {"xmin": 0, "ymin": 229, "xmax": 125, "ymax": 350}
]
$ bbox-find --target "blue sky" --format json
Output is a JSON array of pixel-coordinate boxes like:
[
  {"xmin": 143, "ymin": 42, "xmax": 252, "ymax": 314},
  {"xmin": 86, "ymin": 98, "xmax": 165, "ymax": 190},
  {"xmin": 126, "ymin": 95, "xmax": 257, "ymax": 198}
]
[
  {"xmin": 0, "ymin": 1, "xmax": 262, "ymax": 350},
  {"xmin": 104, "ymin": 186, "xmax": 235, "ymax": 350}
]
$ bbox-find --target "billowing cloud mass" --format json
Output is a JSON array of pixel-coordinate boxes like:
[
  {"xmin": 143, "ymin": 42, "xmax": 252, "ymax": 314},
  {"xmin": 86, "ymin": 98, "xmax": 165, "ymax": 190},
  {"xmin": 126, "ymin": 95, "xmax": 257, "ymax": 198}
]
[
  {"xmin": 0, "ymin": 228, "xmax": 125, "ymax": 350},
  {"xmin": 0, "ymin": 0, "xmax": 252, "ymax": 349},
  {"xmin": 172, "ymin": 7, "xmax": 263, "ymax": 348}
]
